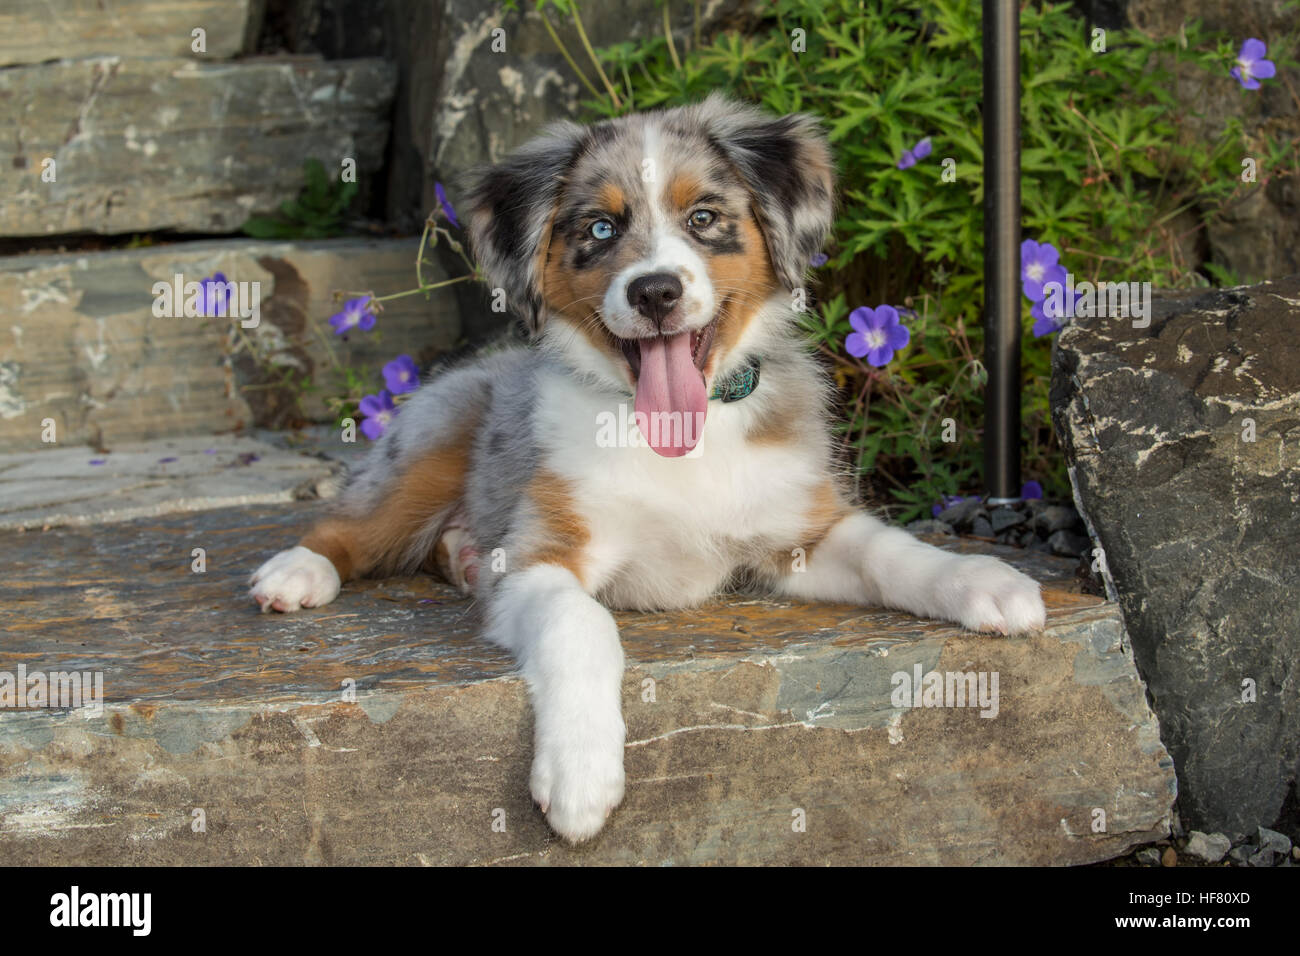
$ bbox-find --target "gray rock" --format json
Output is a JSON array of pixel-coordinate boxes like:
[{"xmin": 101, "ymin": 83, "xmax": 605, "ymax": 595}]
[
  {"xmin": 1136, "ymin": 847, "xmax": 1163, "ymax": 866},
  {"xmin": 0, "ymin": 0, "xmax": 263, "ymax": 64},
  {"xmin": 971, "ymin": 516, "xmax": 995, "ymax": 539},
  {"xmin": 1228, "ymin": 845, "xmax": 1252, "ymax": 864},
  {"xmin": 0, "ymin": 435, "xmax": 339, "ymax": 531},
  {"xmin": 1052, "ymin": 275, "xmax": 1300, "ymax": 839},
  {"xmin": 990, "ymin": 507, "xmax": 1025, "ymax": 532},
  {"xmin": 1184, "ymin": 830, "xmax": 1231, "ymax": 863},
  {"xmin": 1036, "ymin": 504, "xmax": 1080, "ymax": 535},
  {"xmin": 937, "ymin": 498, "xmax": 983, "ymax": 528},
  {"xmin": 1258, "ymin": 826, "xmax": 1292, "ymax": 856},
  {"xmin": 0, "ymin": 57, "xmax": 396, "ymax": 236},
  {"xmin": 1246, "ymin": 847, "xmax": 1276, "ymax": 867},
  {"xmin": 906, "ymin": 520, "xmax": 954, "ymax": 536},
  {"xmin": 1047, "ymin": 529, "xmax": 1090, "ymax": 558}
]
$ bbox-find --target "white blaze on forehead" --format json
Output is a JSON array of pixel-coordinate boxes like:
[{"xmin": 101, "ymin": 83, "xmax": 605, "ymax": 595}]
[{"xmin": 601, "ymin": 120, "xmax": 716, "ymax": 335}]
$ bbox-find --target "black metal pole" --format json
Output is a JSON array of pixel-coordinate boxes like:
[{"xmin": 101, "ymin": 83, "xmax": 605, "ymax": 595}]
[{"xmin": 982, "ymin": 0, "xmax": 1021, "ymax": 504}]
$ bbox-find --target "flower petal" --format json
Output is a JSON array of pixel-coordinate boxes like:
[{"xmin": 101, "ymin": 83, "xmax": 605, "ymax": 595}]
[
  {"xmin": 912, "ymin": 137, "xmax": 932, "ymax": 160},
  {"xmin": 845, "ymin": 332, "xmax": 869, "ymax": 358},
  {"xmin": 848, "ymin": 307, "xmax": 873, "ymax": 333},
  {"xmin": 867, "ymin": 345, "xmax": 893, "ymax": 367},
  {"xmin": 1254, "ymin": 59, "xmax": 1276, "ymax": 79},
  {"xmin": 885, "ymin": 322, "xmax": 910, "ymax": 351},
  {"xmin": 1240, "ymin": 38, "xmax": 1267, "ymax": 62}
]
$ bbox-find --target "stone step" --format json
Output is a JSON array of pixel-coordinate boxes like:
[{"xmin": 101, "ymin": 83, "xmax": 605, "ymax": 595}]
[
  {"xmin": 0, "ymin": 432, "xmax": 354, "ymax": 531},
  {"xmin": 1, "ymin": 56, "xmax": 395, "ymax": 236},
  {"xmin": 0, "ymin": 502, "xmax": 1175, "ymax": 865},
  {"xmin": 0, "ymin": 1, "xmax": 262, "ymax": 65},
  {"xmin": 0, "ymin": 238, "xmax": 462, "ymax": 453}
]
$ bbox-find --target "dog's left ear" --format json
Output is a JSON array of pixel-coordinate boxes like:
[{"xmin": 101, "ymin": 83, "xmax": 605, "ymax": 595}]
[
  {"xmin": 697, "ymin": 95, "xmax": 835, "ymax": 291},
  {"xmin": 463, "ymin": 121, "xmax": 587, "ymax": 334}
]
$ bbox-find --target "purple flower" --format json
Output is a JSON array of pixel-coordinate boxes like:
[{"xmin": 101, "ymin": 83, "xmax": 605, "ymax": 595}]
[
  {"xmin": 1020, "ymin": 480, "xmax": 1043, "ymax": 500},
  {"xmin": 846, "ymin": 305, "xmax": 910, "ymax": 367},
  {"xmin": 435, "ymin": 182, "xmax": 460, "ymax": 228},
  {"xmin": 157, "ymin": 456, "xmax": 178, "ymax": 464},
  {"xmin": 382, "ymin": 355, "xmax": 420, "ymax": 395},
  {"xmin": 88, "ymin": 458, "xmax": 107, "ymax": 466},
  {"xmin": 1021, "ymin": 239, "xmax": 1066, "ymax": 301},
  {"xmin": 329, "ymin": 296, "xmax": 376, "ymax": 335},
  {"xmin": 896, "ymin": 137, "xmax": 932, "ymax": 170},
  {"xmin": 359, "ymin": 390, "xmax": 397, "ymax": 440},
  {"xmin": 809, "ymin": 252, "xmax": 829, "ymax": 268},
  {"xmin": 197, "ymin": 272, "xmax": 232, "ymax": 317},
  {"xmin": 1231, "ymin": 38, "xmax": 1275, "ymax": 90},
  {"xmin": 1031, "ymin": 300, "xmax": 1062, "ymax": 337},
  {"xmin": 1030, "ymin": 282, "xmax": 1083, "ymax": 336}
]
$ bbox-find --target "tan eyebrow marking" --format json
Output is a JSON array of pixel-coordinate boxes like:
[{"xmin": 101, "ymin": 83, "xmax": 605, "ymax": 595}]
[{"xmin": 597, "ymin": 182, "xmax": 626, "ymax": 216}]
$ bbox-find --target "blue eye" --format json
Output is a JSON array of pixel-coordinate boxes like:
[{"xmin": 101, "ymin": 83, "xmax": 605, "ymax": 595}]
[{"xmin": 590, "ymin": 219, "xmax": 616, "ymax": 240}]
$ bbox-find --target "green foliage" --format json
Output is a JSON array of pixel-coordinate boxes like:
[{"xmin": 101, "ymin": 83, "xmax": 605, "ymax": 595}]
[
  {"xmin": 531, "ymin": 0, "xmax": 1298, "ymax": 520},
  {"xmin": 241, "ymin": 159, "xmax": 358, "ymax": 240}
]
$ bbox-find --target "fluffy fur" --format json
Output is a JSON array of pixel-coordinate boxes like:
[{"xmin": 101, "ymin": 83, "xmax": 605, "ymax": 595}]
[{"xmin": 249, "ymin": 94, "xmax": 1046, "ymax": 843}]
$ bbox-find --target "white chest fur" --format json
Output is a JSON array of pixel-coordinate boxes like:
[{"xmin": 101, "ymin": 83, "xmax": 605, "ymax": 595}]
[{"xmin": 535, "ymin": 372, "xmax": 823, "ymax": 608}]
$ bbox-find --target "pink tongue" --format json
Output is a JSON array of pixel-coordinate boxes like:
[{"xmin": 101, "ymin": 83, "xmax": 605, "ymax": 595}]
[{"xmin": 634, "ymin": 332, "xmax": 707, "ymax": 457}]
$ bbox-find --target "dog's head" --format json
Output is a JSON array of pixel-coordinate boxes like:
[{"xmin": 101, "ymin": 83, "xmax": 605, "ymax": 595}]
[{"xmin": 465, "ymin": 94, "xmax": 834, "ymax": 456}]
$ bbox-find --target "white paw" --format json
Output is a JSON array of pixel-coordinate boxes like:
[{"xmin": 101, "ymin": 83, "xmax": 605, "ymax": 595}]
[
  {"xmin": 249, "ymin": 546, "xmax": 341, "ymax": 613},
  {"xmin": 944, "ymin": 555, "xmax": 1046, "ymax": 635},
  {"xmin": 530, "ymin": 710, "xmax": 626, "ymax": 843}
]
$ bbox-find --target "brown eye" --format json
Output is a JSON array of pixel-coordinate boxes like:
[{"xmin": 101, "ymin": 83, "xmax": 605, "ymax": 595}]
[{"xmin": 688, "ymin": 209, "xmax": 716, "ymax": 229}]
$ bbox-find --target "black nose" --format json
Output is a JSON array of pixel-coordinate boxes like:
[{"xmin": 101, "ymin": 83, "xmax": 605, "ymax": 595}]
[{"xmin": 626, "ymin": 273, "xmax": 683, "ymax": 328}]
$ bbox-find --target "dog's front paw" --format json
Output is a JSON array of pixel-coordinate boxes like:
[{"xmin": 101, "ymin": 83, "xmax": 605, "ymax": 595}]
[
  {"xmin": 249, "ymin": 546, "xmax": 341, "ymax": 613},
  {"xmin": 530, "ymin": 711, "xmax": 626, "ymax": 843},
  {"xmin": 945, "ymin": 555, "xmax": 1046, "ymax": 636}
]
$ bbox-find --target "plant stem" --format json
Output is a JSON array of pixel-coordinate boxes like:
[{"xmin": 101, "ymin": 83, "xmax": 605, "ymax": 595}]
[
  {"xmin": 372, "ymin": 274, "xmax": 475, "ymax": 302},
  {"xmin": 663, "ymin": 3, "xmax": 683, "ymax": 73},
  {"xmin": 570, "ymin": 2, "xmax": 622, "ymax": 109},
  {"xmin": 540, "ymin": 8, "xmax": 602, "ymax": 101}
]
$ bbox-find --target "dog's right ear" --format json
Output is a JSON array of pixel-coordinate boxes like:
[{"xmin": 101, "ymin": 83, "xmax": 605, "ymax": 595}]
[{"xmin": 463, "ymin": 121, "xmax": 587, "ymax": 335}]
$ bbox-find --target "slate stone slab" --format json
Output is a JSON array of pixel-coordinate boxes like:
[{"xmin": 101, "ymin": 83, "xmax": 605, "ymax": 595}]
[
  {"xmin": 0, "ymin": 238, "xmax": 461, "ymax": 452},
  {"xmin": 0, "ymin": 56, "xmax": 396, "ymax": 236},
  {"xmin": 0, "ymin": 434, "xmax": 339, "ymax": 531},
  {"xmin": 1051, "ymin": 274, "xmax": 1300, "ymax": 840},
  {"xmin": 0, "ymin": 1, "xmax": 263, "ymax": 65},
  {"xmin": 0, "ymin": 503, "xmax": 1174, "ymax": 864}
]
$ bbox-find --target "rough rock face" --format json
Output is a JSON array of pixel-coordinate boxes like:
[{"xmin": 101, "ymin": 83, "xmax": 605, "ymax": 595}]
[
  {"xmin": 0, "ymin": 239, "xmax": 460, "ymax": 452},
  {"xmin": 0, "ymin": 57, "xmax": 396, "ymax": 236},
  {"xmin": 1051, "ymin": 273, "xmax": 1300, "ymax": 839},
  {"xmin": 0, "ymin": 0, "xmax": 264, "ymax": 64}
]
